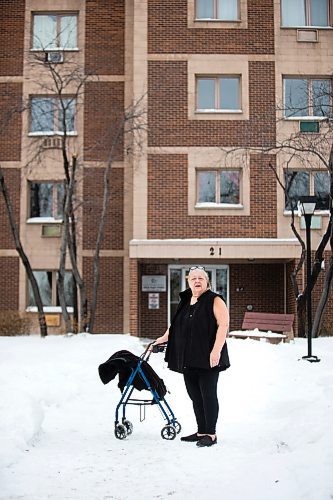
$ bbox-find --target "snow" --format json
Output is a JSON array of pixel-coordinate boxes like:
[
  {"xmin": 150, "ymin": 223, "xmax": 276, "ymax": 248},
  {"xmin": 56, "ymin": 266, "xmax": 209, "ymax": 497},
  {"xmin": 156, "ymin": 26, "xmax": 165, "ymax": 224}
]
[
  {"xmin": 1, "ymin": 333, "xmax": 333, "ymax": 500},
  {"xmin": 228, "ymin": 329, "xmax": 287, "ymax": 339}
]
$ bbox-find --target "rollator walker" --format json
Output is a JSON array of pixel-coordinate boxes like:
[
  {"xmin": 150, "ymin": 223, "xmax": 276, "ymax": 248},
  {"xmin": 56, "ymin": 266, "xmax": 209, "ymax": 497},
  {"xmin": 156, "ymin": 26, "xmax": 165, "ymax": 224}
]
[{"xmin": 98, "ymin": 342, "xmax": 181, "ymax": 440}]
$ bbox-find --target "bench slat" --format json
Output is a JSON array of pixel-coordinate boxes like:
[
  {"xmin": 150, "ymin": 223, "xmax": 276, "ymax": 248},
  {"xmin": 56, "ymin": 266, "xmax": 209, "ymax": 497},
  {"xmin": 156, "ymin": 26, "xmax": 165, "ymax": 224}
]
[
  {"xmin": 242, "ymin": 312, "xmax": 294, "ymax": 333},
  {"xmin": 242, "ymin": 323, "xmax": 290, "ymax": 332}
]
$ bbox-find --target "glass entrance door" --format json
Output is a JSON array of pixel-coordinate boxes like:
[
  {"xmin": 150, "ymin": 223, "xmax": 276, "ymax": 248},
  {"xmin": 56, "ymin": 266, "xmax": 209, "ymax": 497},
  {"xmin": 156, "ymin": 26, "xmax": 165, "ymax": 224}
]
[{"xmin": 168, "ymin": 265, "xmax": 229, "ymax": 324}]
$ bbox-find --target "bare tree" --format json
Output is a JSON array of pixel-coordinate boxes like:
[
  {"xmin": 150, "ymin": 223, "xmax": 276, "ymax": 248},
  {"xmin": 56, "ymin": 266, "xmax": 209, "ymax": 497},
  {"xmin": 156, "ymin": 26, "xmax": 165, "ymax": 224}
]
[
  {"xmin": 222, "ymin": 76, "xmax": 333, "ymax": 337},
  {"xmin": 0, "ymin": 22, "xmax": 148, "ymax": 335},
  {"xmin": 0, "ymin": 166, "xmax": 47, "ymax": 337},
  {"xmin": 0, "ymin": 85, "xmax": 48, "ymax": 336},
  {"xmin": 26, "ymin": 51, "xmax": 89, "ymax": 333},
  {"xmin": 26, "ymin": 48, "xmax": 147, "ymax": 333},
  {"xmin": 88, "ymin": 94, "xmax": 147, "ymax": 332}
]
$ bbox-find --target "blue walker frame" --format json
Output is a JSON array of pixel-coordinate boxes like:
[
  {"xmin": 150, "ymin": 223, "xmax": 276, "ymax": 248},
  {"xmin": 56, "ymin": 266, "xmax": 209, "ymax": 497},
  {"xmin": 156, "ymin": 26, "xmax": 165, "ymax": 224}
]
[{"xmin": 114, "ymin": 343, "xmax": 181, "ymax": 440}]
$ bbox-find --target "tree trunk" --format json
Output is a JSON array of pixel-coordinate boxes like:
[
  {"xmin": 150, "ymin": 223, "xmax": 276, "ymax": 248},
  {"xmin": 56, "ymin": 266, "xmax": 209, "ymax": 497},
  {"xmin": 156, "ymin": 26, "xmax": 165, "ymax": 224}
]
[
  {"xmin": 72, "ymin": 274, "xmax": 79, "ymax": 334},
  {"xmin": 57, "ymin": 181, "xmax": 72, "ymax": 333},
  {"xmin": 67, "ymin": 221, "xmax": 88, "ymax": 332},
  {"xmin": 269, "ymin": 159, "xmax": 333, "ymax": 339},
  {"xmin": 0, "ymin": 167, "xmax": 47, "ymax": 337},
  {"xmin": 89, "ymin": 120, "xmax": 124, "ymax": 333},
  {"xmin": 311, "ymin": 146, "xmax": 333, "ymax": 337},
  {"xmin": 296, "ymin": 294, "xmax": 306, "ymax": 338},
  {"xmin": 89, "ymin": 165, "xmax": 111, "ymax": 332},
  {"xmin": 312, "ymin": 255, "xmax": 333, "ymax": 337},
  {"xmin": 66, "ymin": 216, "xmax": 88, "ymax": 332},
  {"xmin": 65, "ymin": 156, "xmax": 88, "ymax": 332}
]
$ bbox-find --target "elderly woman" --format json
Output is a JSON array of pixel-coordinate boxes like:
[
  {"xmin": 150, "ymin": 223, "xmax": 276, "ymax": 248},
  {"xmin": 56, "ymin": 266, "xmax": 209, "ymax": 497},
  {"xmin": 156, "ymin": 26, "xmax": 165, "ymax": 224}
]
[{"xmin": 153, "ymin": 266, "xmax": 230, "ymax": 447}]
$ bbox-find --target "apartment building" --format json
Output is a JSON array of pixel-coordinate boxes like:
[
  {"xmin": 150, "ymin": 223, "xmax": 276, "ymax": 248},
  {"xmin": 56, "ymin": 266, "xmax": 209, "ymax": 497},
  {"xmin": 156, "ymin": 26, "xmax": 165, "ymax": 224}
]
[{"xmin": 0, "ymin": 0, "xmax": 332, "ymax": 336}]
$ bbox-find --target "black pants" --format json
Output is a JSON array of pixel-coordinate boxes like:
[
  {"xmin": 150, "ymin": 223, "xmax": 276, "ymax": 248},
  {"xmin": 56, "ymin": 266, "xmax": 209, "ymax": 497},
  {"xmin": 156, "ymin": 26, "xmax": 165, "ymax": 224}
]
[{"xmin": 183, "ymin": 368, "xmax": 220, "ymax": 435}]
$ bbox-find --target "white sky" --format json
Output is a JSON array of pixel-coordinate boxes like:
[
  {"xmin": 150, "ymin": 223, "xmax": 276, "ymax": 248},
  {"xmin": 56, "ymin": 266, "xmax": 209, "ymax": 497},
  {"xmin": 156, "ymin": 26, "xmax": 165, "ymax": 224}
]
[{"xmin": 1, "ymin": 333, "xmax": 332, "ymax": 500}]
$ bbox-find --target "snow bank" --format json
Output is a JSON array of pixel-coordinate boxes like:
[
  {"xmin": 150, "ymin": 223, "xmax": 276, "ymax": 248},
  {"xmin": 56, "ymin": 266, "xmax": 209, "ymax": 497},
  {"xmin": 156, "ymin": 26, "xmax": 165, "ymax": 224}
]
[{"xmin": 0, "ymin": 333, "xmax": 332, "ymax": 500}]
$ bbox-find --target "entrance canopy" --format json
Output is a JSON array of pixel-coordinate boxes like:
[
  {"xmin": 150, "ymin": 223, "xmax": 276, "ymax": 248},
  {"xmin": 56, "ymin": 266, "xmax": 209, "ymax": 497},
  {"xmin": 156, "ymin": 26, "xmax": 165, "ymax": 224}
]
[{"xmin": 129, "ymin": 238, "xmax": 301, "ymax": 261}]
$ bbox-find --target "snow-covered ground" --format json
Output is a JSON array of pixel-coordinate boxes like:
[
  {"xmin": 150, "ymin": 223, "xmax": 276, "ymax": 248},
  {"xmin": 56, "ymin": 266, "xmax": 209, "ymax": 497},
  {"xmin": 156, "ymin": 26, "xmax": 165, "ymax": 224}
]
[{"xmin": 0, "ymin": 333, "xmax": 332, "ymax": 500}]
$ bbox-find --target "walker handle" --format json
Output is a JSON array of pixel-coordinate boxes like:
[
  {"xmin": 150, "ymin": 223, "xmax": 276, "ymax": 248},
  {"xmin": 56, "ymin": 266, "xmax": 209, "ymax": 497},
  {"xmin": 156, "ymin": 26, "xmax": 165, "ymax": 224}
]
[
  {"xmin": 152, "ymin": 343, "xmax": 167, "ymax": 353},
  {"xmin": 143, "ymin": 341, "xmax": 168, "ymax": 361}
]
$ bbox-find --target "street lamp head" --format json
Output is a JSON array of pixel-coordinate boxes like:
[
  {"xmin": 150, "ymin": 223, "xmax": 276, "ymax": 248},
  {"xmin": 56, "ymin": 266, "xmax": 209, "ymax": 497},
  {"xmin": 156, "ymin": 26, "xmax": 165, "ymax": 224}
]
[{"xmin": 298, "ymin": 196, "xmax": 318, "ymax": 216}]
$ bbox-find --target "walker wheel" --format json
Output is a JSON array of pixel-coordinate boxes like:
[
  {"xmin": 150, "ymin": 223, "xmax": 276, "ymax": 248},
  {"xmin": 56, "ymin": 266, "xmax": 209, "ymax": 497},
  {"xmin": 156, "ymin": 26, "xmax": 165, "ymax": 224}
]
[
  {"xmin": 174, "ymin": 421, "xmax": 182, "ymax": 434},
  {"xmin": 123, "ymin": 419, "xmax": 133, "ymax": 435},
  {"xmin": 114, "ymin": 424, "xmax": 127, "ymax": 440},
  {"xmin": 161, "ymin": 425, "xmax": 177, "ymax": 440}
]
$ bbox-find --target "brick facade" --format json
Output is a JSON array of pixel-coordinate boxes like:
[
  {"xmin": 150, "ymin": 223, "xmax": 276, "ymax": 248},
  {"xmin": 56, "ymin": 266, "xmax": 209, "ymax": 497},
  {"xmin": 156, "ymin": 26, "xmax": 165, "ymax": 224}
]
[
  {"xmin": 0, "ymin": 256, "xmax": 19, "ymax": 310},
  {"xmin": 147, "ymin": 154, "xmax": 277, "ymax": 238},
  {"xmin": 82, "ymin": 167, "xmax": 124, "ymax": 250},
  {"xmin": 148, "ymin": 61, "xmax": 276, "ymax": 148},
  {"xmin": 83, "ymin": 256, "xmax": 124, "ymax": 333},
  {"xmin": 85, "ymin": 0, "xmax": 125, "ymax": 76},
  {"xmin": 312, "ymin": 251, "xmax": 333, "ymax": 336},
  {"xmin": 139, "ymin": 263, "xmax": 168, "ymax": 339},
  {"xmin": 84, "ymin": 81, "xmax": 124, "ymax": 162},
  {"xmin": 0, "ymin": 1, "xmax": 25, "ymax": 76},
  {"xmin": 0, "ymin": 83, "xmax": 22, "ymax": 161},
  {"xmin": 148, "ymin": 0, "xmax": 275, "ymax": 55},
  {"xmin": 0, "ymin": 0, "xmax": 332, "ymax": 338},
  {"xmin": 229, "ymin": 263, "xmax": 285, "ymax": 331},
  {"xmin": 132, "ymin": 262, "xmax": 289, "ymax": 337},
  {"xmin": 129, "ymin": 259, "xmax": 139, "ymax": 336},
  {"xmin": 0, "ymin": 168, "xmax": 21, "ymax": 249}
]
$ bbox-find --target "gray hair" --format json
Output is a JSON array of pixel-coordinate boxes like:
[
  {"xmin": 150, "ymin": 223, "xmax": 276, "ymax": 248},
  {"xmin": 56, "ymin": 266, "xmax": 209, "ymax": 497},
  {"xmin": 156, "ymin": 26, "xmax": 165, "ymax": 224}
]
[{"xmin": 188, "ymin": 268, "xmax": 211, "ymax": 288}]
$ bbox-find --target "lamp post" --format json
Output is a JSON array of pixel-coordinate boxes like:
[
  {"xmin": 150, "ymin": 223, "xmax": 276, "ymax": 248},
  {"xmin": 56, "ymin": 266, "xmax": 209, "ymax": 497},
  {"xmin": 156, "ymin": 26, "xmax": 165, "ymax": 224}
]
[{"xmin": 298, "ymin": 196, "xmax": 320, "ymax": 363}]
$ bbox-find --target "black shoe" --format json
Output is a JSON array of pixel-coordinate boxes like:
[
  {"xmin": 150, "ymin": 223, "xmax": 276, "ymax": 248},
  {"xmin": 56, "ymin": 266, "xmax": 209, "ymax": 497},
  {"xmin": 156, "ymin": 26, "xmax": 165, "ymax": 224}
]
[
  {"xmin": 196, "ymin": 435, "xmax": 217, "ymax": 447},
  {"xmin": 180, "ymin": 433, "xmax": 200, "ymax": 442}
]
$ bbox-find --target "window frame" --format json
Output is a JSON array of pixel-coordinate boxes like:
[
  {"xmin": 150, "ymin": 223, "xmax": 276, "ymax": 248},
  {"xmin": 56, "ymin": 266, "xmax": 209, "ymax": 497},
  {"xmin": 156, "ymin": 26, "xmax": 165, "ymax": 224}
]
[
  {"xmin": 196, "ymin": 75, "xmax": 242, "ymax": 113},
  {"xmin": 283, "ymin": 77, "xmax": 332, "ymax": 120},
  {"xmin": 196, "ymin": 168, "xmax": 242, "ymax": 207},
  {"xmin": 280, "ymin": 0, "xmax": 332, "ymax": 28},
  {"xmin": 284, "ymin": 169, "xmax": 331, "ymax": 212},
  {"xmin": 195, "ymin": 0, "xmax": 240, "ymax": 21},
  {"xmin": 29, "ymin": 95, "xmax": 77, "ymax": 136},
  {"xmin": 26, "ymin": 270, "xmax": 74, "ymax": 312},
  {"xmin": 31, "ymin": 12, "xmax": 79, "ymax": 51},
  {"xmin": 27, "ymin": 180, "xmax": 65, "ymax": 222}
]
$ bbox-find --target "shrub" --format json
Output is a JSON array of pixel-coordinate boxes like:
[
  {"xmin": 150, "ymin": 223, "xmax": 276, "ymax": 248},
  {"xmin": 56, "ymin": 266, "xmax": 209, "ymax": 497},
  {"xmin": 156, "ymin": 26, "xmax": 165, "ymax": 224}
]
[{"xmin": 0, "ymin": 310, "xmax": 32, "ymax": 336}]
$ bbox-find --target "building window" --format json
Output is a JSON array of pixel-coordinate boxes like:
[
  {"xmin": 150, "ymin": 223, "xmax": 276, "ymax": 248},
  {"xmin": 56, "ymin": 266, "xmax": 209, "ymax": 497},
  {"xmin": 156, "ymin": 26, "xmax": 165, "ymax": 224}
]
[
  {"xmin": 32, "ymin": 13, "xmax": 78, "ymax": 50},
  {"xmin": 30, "ymin": 97, "xmax": 76, "ymax": 134},
  {"xmin": 281, "ymin": 0, "xmax": 330, "ymax": 27},
  {"xmin": 283, "ymin": 78, "xmax": 331, "ymax": 118},
  {"xmin": 196, "ymin": 76, "xmax": 241, "ymax": 111},
  {"xmin": 28, "ymin": 181, "xmax": 64, "ymax": 220},
  {"xmin": 284, "ymin": 170, "xmax": 330, "ymax": 210},
  {"xmin": 27, "ymin": 271, "xmax": 74, "ymax": 309},
  {"xmin": 197, "ymin": 170, "xmax": 241, "ymax": 205},
  {"xmin": 196, "ymin": 0, "xmax": 239, "ymax": 20}
]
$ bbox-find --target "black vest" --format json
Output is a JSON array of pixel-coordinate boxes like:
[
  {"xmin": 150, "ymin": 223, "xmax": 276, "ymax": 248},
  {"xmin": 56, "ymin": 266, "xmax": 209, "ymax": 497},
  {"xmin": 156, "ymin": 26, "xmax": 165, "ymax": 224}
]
[{"xmin": 165, "ymin": 288, "xmax": 230, "ymax": 373}]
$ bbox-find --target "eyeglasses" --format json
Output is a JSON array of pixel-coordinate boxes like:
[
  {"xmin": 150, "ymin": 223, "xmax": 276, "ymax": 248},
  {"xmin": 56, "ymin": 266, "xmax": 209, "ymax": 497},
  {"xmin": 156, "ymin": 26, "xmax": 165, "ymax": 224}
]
[{"xmin": 189, "ymin": 266, "xmax": 206, "ymax": 271}]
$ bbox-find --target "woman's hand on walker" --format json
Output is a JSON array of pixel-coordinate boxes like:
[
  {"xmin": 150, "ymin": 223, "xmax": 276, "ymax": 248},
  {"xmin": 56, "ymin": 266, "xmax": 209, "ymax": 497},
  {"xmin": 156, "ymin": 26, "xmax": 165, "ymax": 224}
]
[
  {"xmin": 149, "ymin": 329, "xmax": 169, "ymax": 351},
  {"xmin": 148, "ymin": 341, "xmax": 157, "ymax": 352}
]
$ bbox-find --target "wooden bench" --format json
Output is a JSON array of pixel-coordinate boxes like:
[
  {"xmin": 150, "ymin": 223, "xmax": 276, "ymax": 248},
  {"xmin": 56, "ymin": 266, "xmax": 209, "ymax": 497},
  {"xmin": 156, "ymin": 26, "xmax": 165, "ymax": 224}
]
[{"xmin": 228, "ymin": 312, "xmax": 295, "ymax": 344}]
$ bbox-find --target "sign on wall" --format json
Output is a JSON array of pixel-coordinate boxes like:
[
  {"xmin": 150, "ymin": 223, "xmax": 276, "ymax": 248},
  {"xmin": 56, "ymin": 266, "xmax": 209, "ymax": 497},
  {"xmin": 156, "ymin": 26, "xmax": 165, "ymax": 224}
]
[
  {"xmin": 142, "ymin": 275, "xmax": 166, "ymax": 292},
  {"xmin": 148, "ymin": 293, "xmax": 160, "ymax": 309}
]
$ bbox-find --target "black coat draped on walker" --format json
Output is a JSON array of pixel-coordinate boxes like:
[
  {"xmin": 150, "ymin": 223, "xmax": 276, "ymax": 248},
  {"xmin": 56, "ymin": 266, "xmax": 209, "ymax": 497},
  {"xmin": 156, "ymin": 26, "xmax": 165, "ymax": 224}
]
[{"xmin": 98, "ymin": 350, "xmax": 167, "ymax": 399}]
